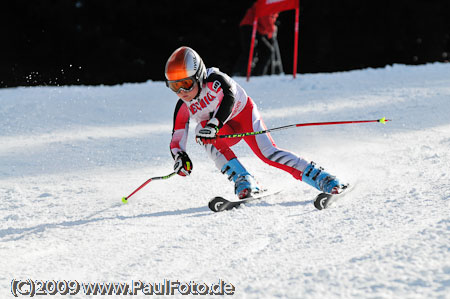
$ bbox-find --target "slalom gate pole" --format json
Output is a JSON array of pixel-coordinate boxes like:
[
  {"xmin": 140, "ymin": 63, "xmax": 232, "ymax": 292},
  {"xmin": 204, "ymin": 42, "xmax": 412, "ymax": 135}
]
[
  {"xmin": 219, "ymin": 117, "xmax": 391, "ymax": 139},
  {"xmin": 122, "ymin": 172, "xmax": 176, "ymax": 203}
]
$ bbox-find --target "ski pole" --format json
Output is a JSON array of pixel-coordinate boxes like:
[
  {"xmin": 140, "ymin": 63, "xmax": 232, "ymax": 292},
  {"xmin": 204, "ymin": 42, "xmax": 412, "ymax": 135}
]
[
  {"xmin": 122, "ymin": 172, "xmax": 176, "ymax": 203},
  {"xmin": 219, "ymin": 117, "xmax": 391, "ymax": 139}
]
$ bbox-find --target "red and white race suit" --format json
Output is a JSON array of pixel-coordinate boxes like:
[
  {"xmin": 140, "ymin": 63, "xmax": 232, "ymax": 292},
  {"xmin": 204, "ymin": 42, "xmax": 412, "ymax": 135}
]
[{"xmin": 170, "ymin": 67, "xmax": 309, "ymax": 180}]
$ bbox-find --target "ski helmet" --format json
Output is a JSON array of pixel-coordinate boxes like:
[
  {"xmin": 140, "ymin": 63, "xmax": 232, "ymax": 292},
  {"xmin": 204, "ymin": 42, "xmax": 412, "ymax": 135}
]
[{"xmin": 165, "ymin": 46, "xmax": 206, "ymax": 93}]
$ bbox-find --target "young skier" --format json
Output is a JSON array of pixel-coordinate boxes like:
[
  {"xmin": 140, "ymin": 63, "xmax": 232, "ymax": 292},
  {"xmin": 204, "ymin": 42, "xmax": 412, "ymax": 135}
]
[{"xmin": 166, "ymin": 46, "xmax": 344, "ymax": 199}]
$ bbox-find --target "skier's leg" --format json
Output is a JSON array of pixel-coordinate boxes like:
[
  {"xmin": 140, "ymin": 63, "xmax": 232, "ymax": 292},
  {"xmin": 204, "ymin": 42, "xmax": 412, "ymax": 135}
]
[
  {"xmin": 231, "ymin": 98, "xmax": 342, "ymax": 193},
  {"xmin": 220, "ymin": 158, "xmax": 261, "ymax": 199},
  {"xmin": 227, "ymin": 98, "xmax": 308, "ymax": 179},
  {"xmin": 195, "ymin": 122, "xmax": 260, "ymax": 198}
]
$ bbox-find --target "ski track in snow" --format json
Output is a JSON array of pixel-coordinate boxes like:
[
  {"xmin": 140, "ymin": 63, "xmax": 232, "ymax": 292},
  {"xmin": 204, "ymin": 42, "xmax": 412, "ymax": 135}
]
[{"xmin": 1, "ymin": 63, "xmax": 449, "ymax": 298}]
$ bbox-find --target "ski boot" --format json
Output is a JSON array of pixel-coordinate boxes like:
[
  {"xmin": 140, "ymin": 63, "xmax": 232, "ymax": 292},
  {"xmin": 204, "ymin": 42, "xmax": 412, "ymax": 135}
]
[
  {"xmin": 302, "ymin": 162, "xmax": 343, "ymax": 194},
  {"xmin": 221, "ymin": 158, "xmax": 261, "ymax": 199}
]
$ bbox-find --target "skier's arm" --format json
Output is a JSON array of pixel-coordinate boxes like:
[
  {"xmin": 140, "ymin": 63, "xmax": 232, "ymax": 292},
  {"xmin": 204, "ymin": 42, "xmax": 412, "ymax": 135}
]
[
  {"xmin": 207, "ymin": 72, "xmax": 235, "ymax": 128},
  {"xmin": 170, "ymin": 99, "xmax": 190, "ymax": 158},
  {"xmin": 170, "ymin": 100, "xmax": 193, "ymax": 176},
  {"xmin": 196, "ymin": 72, "xmax": 236, "ymax": 145}
]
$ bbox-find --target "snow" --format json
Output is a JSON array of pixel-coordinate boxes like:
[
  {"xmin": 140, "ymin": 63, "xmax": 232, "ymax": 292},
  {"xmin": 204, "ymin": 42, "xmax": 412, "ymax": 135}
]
[{"xmin": 1, "ymin": 63, "xmax": 449, "ymax": 298}]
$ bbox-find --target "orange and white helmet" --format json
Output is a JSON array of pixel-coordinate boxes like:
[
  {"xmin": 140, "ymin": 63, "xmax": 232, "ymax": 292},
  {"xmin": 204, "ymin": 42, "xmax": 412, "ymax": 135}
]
[{"xmin": 165, "ymin": 46, "xmax": 206, "ymax": 93}]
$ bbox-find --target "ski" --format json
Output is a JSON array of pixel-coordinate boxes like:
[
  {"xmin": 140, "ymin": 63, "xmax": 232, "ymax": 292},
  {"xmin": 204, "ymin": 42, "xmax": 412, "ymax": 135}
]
[
  {"xmin": 208, "ymin": 190, "xmax": 280, "ymax": 212},
  {"xmin": 313, "ymin": 183, "xmax": 351, "ymax": 210},
  {"xmin": 209, "ymin": 184, "xmax": 352, "ymax": 212}
]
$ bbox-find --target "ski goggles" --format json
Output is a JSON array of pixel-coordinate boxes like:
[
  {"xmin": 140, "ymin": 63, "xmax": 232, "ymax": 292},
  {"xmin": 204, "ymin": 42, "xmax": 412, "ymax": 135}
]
[{"xmin": 166, "ymin": 77, "xmax": 196, "ymax": 93}]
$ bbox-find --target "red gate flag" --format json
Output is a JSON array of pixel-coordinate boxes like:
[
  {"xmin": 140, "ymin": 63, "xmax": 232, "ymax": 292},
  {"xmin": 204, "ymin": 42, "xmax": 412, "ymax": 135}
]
[
  {"xmin": 247, "ymin": 0, "xmax": 300, "ymax": 81},
  {"xmin": 256, "ymin": 0, "xmax": 299, "ymax": 17}
]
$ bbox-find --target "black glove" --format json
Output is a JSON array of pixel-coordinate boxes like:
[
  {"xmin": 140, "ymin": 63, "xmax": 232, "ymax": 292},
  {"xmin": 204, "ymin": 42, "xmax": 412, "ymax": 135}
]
[
  {"xmin": 196, "ymin": 118, "xmax": 220, "ymax": 145},
  {"xmin": 173, "ymin": 151, "xmax": 193, "ymax": 176}
]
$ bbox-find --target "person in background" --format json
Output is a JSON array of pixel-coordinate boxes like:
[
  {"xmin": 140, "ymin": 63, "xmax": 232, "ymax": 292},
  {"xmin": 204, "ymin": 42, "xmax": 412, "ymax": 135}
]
[
  {"xmin": 165, "ymin": 46, "xmax": 345, "ymax": 199},
  {"xmin": 233, "ymin": 2, "xmax": 279, "ymax": 76}
]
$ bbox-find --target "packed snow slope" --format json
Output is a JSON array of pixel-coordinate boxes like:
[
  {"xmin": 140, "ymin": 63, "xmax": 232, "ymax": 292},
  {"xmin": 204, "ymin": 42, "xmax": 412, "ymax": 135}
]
[{"xmin": 1, "ymin": 63, "xmax": 449, "ymax": 298}]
